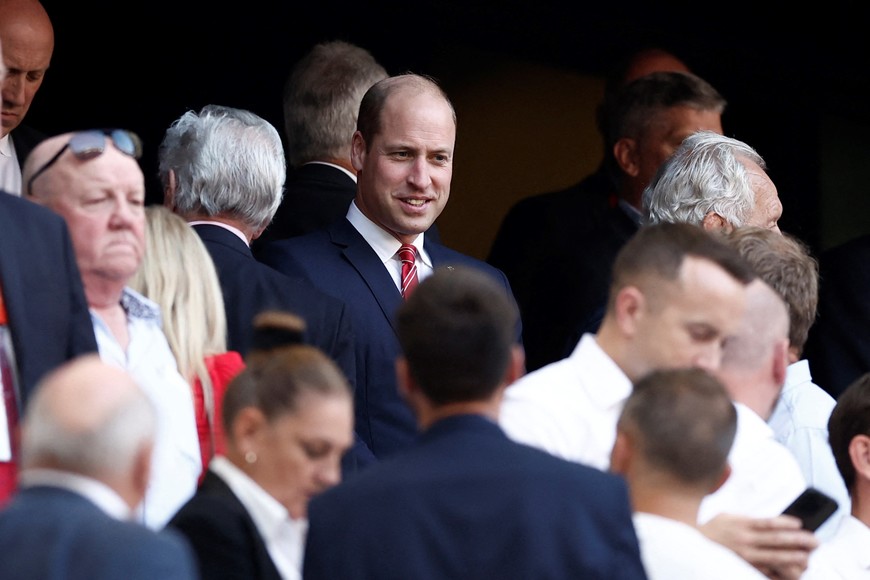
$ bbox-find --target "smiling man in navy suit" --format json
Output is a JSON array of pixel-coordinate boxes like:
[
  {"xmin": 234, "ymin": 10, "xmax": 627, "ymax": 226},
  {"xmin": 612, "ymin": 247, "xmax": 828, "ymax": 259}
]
[{"xmin": 258, "ymin": 73, "xmax": 521, "ymax": 462}]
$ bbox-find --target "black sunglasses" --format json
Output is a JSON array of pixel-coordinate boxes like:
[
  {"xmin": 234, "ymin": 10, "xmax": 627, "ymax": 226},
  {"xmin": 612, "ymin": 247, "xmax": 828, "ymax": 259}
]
[{"xmin": 26, "ymin": 129, "xmax": 143, "ymax": 196}]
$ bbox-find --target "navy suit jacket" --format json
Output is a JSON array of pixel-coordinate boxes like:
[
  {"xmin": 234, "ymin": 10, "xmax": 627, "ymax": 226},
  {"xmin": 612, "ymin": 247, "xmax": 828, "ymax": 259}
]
[
  {"xmin": 258, "ymin": 218, "xmax": 521, "ymax": 460},
  {"xmin": 168, "ymin": 469, "xmax": 281, "ymax": 580},
  {"xmin": 0, "ymin": 485, "xmax": 197, "ymax": 580},
  {"xmin": 303, "ymin": 414, "xmax": 647, "ymax": 580},
  {"xmin": 0, "ymin": 193, "xmax": 97, "ymax": 402},
  {"xmin": 12, "ymin": 125, "xmax": 47, "ymax": 171},
  {"xmin": 804, "ymin": 233, "xmax": 870, "ymax": 398}
]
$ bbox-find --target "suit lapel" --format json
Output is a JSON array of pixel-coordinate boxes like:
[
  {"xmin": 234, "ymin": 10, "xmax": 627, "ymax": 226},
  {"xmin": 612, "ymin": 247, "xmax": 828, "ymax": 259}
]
[{"xmin": 328, "ymin": 219, "xmax": 404, "ymax": 334}]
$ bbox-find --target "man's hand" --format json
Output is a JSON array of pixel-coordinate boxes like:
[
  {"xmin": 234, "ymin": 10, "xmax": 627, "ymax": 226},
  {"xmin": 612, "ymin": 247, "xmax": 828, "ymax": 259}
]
[{"xmin": 700, "ymin": 513, "xmax": 819, "ymax": 579}]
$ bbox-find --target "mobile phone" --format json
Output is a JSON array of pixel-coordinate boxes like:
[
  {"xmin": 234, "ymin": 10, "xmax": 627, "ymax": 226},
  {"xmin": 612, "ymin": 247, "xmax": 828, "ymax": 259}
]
[{"xmin": 781, "ymin": 487, "xmax": 839, "ymax": 532}]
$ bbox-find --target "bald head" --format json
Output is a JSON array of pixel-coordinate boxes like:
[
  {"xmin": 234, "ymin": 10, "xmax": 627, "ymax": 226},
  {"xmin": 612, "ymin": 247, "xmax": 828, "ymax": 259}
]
[
  {"xmin": 0, "ymin": 0, "xmax": 54, "ymax": 138},
  {"xmin": 21, "ymin": 354, "xmax": 156, "ymax": 484},
  {"xmin": 717, "ymin": 279, "xmax": 790, "ymax": 419}
]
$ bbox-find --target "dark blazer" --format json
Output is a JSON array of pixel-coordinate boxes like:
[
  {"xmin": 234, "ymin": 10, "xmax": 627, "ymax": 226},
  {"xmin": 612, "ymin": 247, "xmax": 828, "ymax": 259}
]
[
  {"xmin": 0, "ymin": 485, "xmax": 197, "ymax": 580},
  {"xmin": 303, "ymin": 414, "xmax": 647, "ymax": 580},
  {"xmin": 252, "ymin": 163, "xmax": 440, "ymax": 254},
  {"xmin": 168, "ymin": 469, "xmax": 281, "ymax": 580},
  {"xmin": 257, "ymin": 218, "xmax": 520, "ymax": 460},
  {"xmin": 11, "ymin": 125, "xmax": 47, "ymax": 171},
  {"xmin": 194, "ymin": 223, "xmax": 376, "ymax": 473},
  {"xmin": 487, "ymin": 174, "xmax": 636, "ymax": 371},
  {"xmin": 804, "ymin": 233, "xmax": 870, "ymax": 399},
  {"xmin": 0, "ymin": 193, "xmax": 97, "ymax": 402}
]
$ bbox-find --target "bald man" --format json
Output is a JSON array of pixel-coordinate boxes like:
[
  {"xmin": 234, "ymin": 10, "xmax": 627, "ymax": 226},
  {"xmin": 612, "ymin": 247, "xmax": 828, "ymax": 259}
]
[
  {"xmin": 0, "ymin": 355, "xmax": 197, "ymax": 580},
  {"xmin": 25, "ymin": 131, "xmax": 201, "ymax": 529},
  {"xmin": 0, "ymin": 0, "xmax": 54, "ymax": 196}
]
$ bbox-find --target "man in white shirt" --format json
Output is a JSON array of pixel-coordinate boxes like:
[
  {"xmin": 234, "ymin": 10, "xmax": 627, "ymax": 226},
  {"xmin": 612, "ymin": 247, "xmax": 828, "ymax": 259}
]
[
  {"xmin": 804, "ymin": 373, "xmax": 870, "ymax": 578},
  {"xmin": 724, "ymin": 226, "xmax": 850, "ymax": 541},
  {"xmin": 500, "ymin": 222, "xmax": 817, "ymax": 578},
  {"xmin": 25, "ymin": 130, "xmax": 201, "ymax": 529},
  {"xmin": 610, "ymin": 367, "xmax": 767, "ymax": 579}
]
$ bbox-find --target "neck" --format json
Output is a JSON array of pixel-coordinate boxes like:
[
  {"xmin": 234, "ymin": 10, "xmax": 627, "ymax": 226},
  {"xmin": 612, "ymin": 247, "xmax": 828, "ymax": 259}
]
[
  {"xmin": 417, "ymin": 400, "xmax": 499, "ymax": 431},
  {"xmin": 852, "ymin": 483, "xmax": 870, "ymax": 527},
  {"xmin": 630, "ymin": 479, "xmax": 705, "ymax": 527},
  {"xmin": 594, "ymin": 321, "xmax": 637, "ymax": 381},
  {"xmin": 83, "ymin": 276, "xmax": 126, "ymax": 310}
]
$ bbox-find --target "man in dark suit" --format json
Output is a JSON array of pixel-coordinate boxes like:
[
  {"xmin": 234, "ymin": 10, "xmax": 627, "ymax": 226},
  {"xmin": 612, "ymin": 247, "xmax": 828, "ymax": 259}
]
[
  {"xmin": 0, "ymin": 0, "xmax": 54, "ymax": 196},
  {"xmin": 804, "ymin": 234, "xmax": 870, "ymax": 399},
  {"xmin": 488, "ymin": 61, "xmax": 725, "ymax": 371},
  {"xmin": 0, "ymin": 355, "xmax": 197, "ymax": 580},
  {"xmin": 302, "ymin": 266, "xmax": 646, "ymax": 579},
  {"xmin": 159, "ymin": 104, "xmax": 370, "ymax": 471},
  {"xmin": 252, "ymin": 40, "xmax": 440, "ymax": 254},
  {"xmin": 258, "ymin": 74, "xmax": 521, "ymax": 461},
  {"xmin": 0, "ymin": 192, "xmax": 96, "ymax": 401}
]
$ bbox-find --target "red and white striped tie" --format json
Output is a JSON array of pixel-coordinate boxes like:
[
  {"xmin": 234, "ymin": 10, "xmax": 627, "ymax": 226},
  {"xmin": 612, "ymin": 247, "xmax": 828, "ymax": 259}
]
[{"xmin": 398, "ymin": 244, "xmax": 419, "ymax": 299}]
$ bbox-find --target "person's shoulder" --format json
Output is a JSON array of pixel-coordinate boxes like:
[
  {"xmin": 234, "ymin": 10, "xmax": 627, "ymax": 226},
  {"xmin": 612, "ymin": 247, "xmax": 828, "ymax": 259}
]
[
  {"xmin": 820, "ymin": 233, "xmax": 870, "ymax": 265},
  {"xmin": 0, "ymin": 192, "xmax": 63, "ymax": 224}
]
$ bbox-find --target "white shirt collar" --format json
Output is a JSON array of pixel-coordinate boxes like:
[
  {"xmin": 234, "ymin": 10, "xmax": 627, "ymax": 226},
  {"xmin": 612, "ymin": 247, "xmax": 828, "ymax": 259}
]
[
  {"xmin": 304, "ymin": 161, "xmax": 357, "ymax": 182},
  {"xmin": 210, "ymin": 456, "xmax": 306, "ymax": 579},
  {"xmin": 19, "ymin": 468, "xmax": 133, "ymax": 520},
  {"xmin": 346, "ymin": 200, "xmax": 431, "ymax": 268}
]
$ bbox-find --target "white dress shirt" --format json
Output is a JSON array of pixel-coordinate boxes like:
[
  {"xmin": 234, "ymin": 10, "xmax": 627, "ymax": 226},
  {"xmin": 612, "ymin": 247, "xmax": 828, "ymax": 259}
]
[
  {"xmin": 92, "ymin": 287, "xmax": 201, "ymax": 530},
  {"xmin": 0, "ymin": 134, "xmax": 22, "ymax": 196},
  {"xmin": 346, "ymin": 201, "xmax": 433, "ymax": 290},
  {"xmin": 804, "ymin": 515, "xmax": 870, "ymax": 579},
  {"xmin": 210, "ymin": 456, "xmax": 307, "ymax": 580},
  {"xmin": 19, "ymin": 468, "xmax": 131, "ymax": 520},
  {"xmin": 698, "ymin": 402, "xmax": 806, "ymax": 523},
  {"xmin": 501, "ymin": 333, "xmax": 805, "ymax": 522},
  {"xmin": 768, "ymin": 359, "xmax": 850, "ymax": 541},
  {"xmin": 634, "ymin": 512, "xmax": 767, "ymax": 579},
  {"xmin": 499, "ymin": 333, "xmax": 632, "ymax": 470}
]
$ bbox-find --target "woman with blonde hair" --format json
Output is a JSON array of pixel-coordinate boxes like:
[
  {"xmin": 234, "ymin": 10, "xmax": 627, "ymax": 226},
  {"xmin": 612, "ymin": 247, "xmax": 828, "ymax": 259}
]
[{"xmin": 130, "ymin": 205, "xmax": 245, "ymax": 478}]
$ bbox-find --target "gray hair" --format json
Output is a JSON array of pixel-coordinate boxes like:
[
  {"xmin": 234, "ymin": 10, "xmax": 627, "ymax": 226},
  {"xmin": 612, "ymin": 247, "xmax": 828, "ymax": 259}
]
[
  {"xmin": 642, "ymin": 130, "xmax": 766, "ymax": 227},
  {"xmin": 283, "ymin": 40, "xmax": 388, "ymax": 168},
  {"xmin": 158, "ymin": 104, "xmax": 286, "ymax": 232},
  {"xmin": 22, "ymin": 374, "xmax": 156, "ymax": 479}
]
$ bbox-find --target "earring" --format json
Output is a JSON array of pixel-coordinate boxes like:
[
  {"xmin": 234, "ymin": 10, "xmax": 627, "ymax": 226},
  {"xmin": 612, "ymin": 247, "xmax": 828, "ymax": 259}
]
[{"xmin": 245, "ymin": 451, "xmax": 257, "ymax": 464}]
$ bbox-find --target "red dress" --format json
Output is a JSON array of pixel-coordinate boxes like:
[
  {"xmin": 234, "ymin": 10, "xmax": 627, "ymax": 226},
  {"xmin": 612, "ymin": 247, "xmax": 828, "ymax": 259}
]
[{"xmin": 191, "ymin": 351, "xmax": 245, "ymax": 483}]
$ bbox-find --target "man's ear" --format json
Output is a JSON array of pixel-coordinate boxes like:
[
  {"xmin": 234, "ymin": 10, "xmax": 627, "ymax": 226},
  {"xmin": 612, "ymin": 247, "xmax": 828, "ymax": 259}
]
[
  {"xmin": 614, "ymin": 286, "xmax": 645, "ymax": 337},
  {"xmin": 849, "ymin": 434, "xmax": 870, "ymax": 481},
  {"xmin": 609, "ymin": 430, "xmax": 633, "ymax": 476},
  {"xmin": 710, "ymin": 463, "xmax": 732, "ymax": 494},
  {"xmin": 701, "ymin": 211, "xmax": 733, "ymax": 233},
  {"xmin": 772, "ymin": 338, "xmax": 789, "ymax": 390},
  {"xmin": 132, "ymin": 442, "xmax": 153, "ymax": 504},
  {"xmin": 613, "ymin": 138, "xmax": 640, "ymax": 177},
  {"xmin": 504, "ymin": 345, "xmax": 526, "ymax": 386},
  {"xmin": 395, "ymin": 356, "xmax": 416, "ymax": 404},
  {"xmin": 350, "ymin": 131, "xmax": 366, "ymax": 173}
]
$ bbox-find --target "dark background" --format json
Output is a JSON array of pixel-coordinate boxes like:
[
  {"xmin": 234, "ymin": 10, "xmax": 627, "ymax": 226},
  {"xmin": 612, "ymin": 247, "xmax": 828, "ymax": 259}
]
[{"xmin": 31, "ymin": 2, "xmax": 870, "ymax": 257}]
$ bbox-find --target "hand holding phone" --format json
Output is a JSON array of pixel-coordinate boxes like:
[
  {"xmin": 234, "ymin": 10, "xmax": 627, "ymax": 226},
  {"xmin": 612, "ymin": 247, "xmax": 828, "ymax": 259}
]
[{"xmin": 781, "ymin": 487, "xmax": 838, "ymax": 532}]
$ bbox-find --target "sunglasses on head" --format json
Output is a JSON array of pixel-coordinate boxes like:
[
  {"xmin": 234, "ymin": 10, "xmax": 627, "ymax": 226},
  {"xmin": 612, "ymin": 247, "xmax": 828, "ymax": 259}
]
[{"xmin": 26, "ymin": 129, "xmax": 143, "ymax": 196}]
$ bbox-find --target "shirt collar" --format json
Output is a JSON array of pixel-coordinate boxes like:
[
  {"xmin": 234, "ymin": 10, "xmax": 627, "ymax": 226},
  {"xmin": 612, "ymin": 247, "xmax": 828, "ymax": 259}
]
[
  {"xmin": 346, "ymin": 200, "xmax": 430, "ymax": 267},
  {"xmin": 19, "ymin": 468, "xmax": 133, "ymax": 520},
  {"xmin": 0, "ymin": 134, "xmax": 12, "ymax": 158},
  {"xmin": 187, "ymin": 219, "xmax": 249, "ymax": 246},
  {"xmin": 304, "ymin": 161, "xmax": 357, "ymax": 182}
]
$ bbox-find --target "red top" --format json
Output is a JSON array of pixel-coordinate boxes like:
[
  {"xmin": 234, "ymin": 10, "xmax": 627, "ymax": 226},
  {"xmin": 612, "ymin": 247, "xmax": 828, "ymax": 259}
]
[{"xmin": 191, "ymin": 351, "xmax": 245, "ymax": 483}]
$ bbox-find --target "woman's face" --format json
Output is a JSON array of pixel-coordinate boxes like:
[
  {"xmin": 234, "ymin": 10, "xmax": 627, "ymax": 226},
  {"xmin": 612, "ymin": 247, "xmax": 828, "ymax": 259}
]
[{"xmin": 252, "ymin": 392, "xmax": 354, "ymax": 519}]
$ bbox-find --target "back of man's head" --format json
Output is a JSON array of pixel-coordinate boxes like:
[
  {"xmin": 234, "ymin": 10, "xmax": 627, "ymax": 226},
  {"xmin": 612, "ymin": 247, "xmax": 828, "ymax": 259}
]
[
  {"xmin": 724, "ymin": 226, "xmax": 818, "ymax": 358},
  {"xmin": 828, "ymin": 372, "xmax": 870, "ymax": 494},
  {"xmin": 21, "ymin": 355, "xmax": 156, "ymax": 504},
  {"xmin": 616, "ymin": 367, "xmax": 737, "ymax": 490},
  {"xmin": 642, "ymin": 130, "xmax": 766, "ymax": 228},
  {"xmin": 396, "ymin": 265, "xmax": 518, "ymax": 405},
  {"xmin": 607, "ymin": 222, "xmax": 755, "ymax": 313},
  {"xmin": 159, "ymin": 104, "xmax": 285, "ymax": 234},
  {"xmin": 283, "ymin": 40, "xmax": 388, "ymax": 169},
  {"xmin": 717, "ymin": 278, "xmax": 790, "ymax": 419}
]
